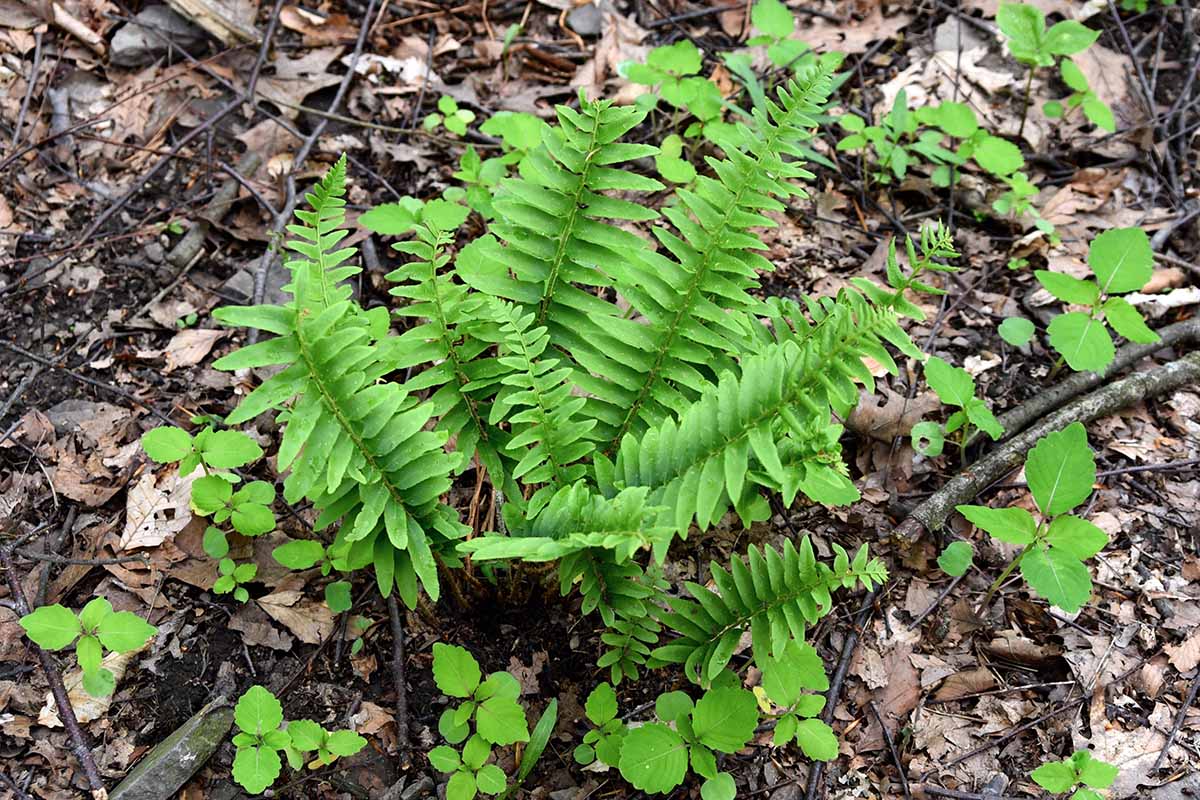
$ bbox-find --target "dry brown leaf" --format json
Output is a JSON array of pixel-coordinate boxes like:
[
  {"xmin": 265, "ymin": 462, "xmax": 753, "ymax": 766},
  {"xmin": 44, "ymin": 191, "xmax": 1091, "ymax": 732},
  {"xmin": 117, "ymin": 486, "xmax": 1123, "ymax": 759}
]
[
  {"xmin": 121, "ymin": 467, "xmax": 196, "ymax": 550},
  {"xmin": 846, "ymin": 387, "xmax": 940, "ymax": 442},
  {"xmin": 257, "ymin": 589, "xmax": 335, "ymax": 644},
  {"xmin": 230, "ymin": 603, "xmax": 295, "ymax": 650},
  {"xmin": 801, "ymin": 6, "xmax": 913, "ymax": 55},
  {"xmin": 1165, "ymin": 630, "xmax": 1200, "ymax": 673},
  {"xmin": 38, "ymin": 648, "xmax": 142, "ymax": 727},
  {"xmin": 256, "ymin": 46, "xmax": 345, "ymax": 118},
  {"xmin": 933, "ymin": 668, "xmax": 996, "ymax": 701},
  {"xmin": 163, "ymin": 328, "xmax": 224, "ymax": 371},
  {"xmin": 279, "ymin": 5, "xmax": 356, "ymax": 45}
]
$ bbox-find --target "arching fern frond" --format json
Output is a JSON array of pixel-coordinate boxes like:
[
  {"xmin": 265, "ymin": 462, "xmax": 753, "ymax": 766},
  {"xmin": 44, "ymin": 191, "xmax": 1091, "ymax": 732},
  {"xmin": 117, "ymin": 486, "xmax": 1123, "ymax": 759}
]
[
  {"xmin": 459, "ymin": 482, "xmax": 671, "ymax": 684},
  {"xmin": 490, "ymin": 304, "xmax": 597, "ymax": 514},
  {"xmin": 598, "ymin": 287, "xmax": 921, "ymax": 540},
  {"xmin": 386, "ymin": 221, "xmax": 515, "ymax": 494},
  {"xmin": 212, "ymin": 157, "xmax": 467, "ymax": 608},
  {"xmin": 651, "ymin": 538, "xmax": 887, "ymax": 685},
  {"xmin": 584, "ymin": 57, "xmax": 843, "ymax": 447}
]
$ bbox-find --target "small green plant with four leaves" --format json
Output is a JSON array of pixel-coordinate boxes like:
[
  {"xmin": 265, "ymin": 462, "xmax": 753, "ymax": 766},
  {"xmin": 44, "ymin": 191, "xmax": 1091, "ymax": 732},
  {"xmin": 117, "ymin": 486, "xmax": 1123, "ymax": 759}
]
[
  {"xmin": 958, "ymin": 422, "xmax": 1106, "ymax": 613},
  {"xmin": 1037, "ymin": 227, "xmax": 1159, "ymax": 372},
  {"xmin": 19, "ymin": 598, "xmax": 155, "ymax": 697},
  {"xmin": 911, "ymin": 356, "xmax": 1004, "ymax": 459}
]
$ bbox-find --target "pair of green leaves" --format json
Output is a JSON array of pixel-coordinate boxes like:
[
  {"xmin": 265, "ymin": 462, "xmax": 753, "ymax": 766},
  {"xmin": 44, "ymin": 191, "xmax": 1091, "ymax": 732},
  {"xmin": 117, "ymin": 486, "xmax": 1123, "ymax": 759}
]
[
  {"xmin": 756, "ymin": 641, "xmax": 839, "ymax": 760},
  {"xmin": 911, "ymin": 356, "xmax": 1004, "ymax": 458},
  {"xmin": 1044, "ymin": 60, "xmax": 1116, "ymax": 132},
  {"xmin": 622, "ymin": 40, "xmax": 723, "ymax": 126},
  {"xmin": 748, "ymin": 0, "xmax": 809, "ymax": 69},
  {"xmin": 957, "ymin": 422, "xmax": 1106, "ymax": 612},
  {"xmin": 430, "ymin": 736, "xmax": 507, "ymax": 800},
  {"xmin": 997, "ymin": 2, "xmax": 1100, "ymax": 68},
  {"xmin": 617, "ymin": 677, "xmax": 759, "ymax": 798},
  {"xmin": 1038, "ymin": 227, "xmax": 1159, "ymax": 372},
  {"xmin": 142, "ymin": 425, "xmax": 263, "ymax": 476},
  {"xmin": 433, "ymin": 644, "xmax": 530, "ymax": 747},
  {"xmin": 574, "ymin": 682, "xmax": 626, "ymax": 768},
  {"xmin": 1031, "ymin": 750, "xmax": 1119, "ymax": 800},
  {"xmin": 230, "ymin": 685, "xmax": 368, "ymax": 794},
  {"xmin": 19, "ymin": 598, "xmax": 156, "ymax": 697}
]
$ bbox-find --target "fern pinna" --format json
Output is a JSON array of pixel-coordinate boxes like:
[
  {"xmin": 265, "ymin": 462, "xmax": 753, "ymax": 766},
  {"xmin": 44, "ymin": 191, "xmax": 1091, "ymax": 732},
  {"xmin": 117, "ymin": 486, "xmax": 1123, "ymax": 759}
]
[{"xmin": 187, "ymin": 58, "xmax": 915, "ymax": 688}]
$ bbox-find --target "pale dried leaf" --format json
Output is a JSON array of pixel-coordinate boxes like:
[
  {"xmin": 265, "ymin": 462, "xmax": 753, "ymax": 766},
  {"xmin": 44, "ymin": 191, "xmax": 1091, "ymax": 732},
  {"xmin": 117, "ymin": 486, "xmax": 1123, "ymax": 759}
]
[
  {"xmin": 121, "ymin": 468, "xmax": 196, "ymax": 550},
  {"xmin": 163, "ymin": 328, "xmax": 224, "ymax": 371}
]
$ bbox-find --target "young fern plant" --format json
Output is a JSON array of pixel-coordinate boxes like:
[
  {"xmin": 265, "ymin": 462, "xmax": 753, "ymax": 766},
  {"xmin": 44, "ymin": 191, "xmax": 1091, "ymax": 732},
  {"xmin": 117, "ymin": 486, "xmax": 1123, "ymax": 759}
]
[{"xmin": 143, "ymin": 61, "xmax": 914, "ymax": 713}]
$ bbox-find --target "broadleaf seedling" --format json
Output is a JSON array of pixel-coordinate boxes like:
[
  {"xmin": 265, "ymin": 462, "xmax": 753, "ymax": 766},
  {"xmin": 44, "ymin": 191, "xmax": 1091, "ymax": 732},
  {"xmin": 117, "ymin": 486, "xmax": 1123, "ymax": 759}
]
[
  {"xmin": 19, "ymin": 598, "xmax": 155, "ymax": 698},
  {"xmin": 913, "ymin": 356, "xmax": 1004, "ymax": 459},
  {"xmin": 1038, "ymin": 227, "xmax": 1159, "ymax": 373},
  {"xmin": 957, "ymin": 422, "xmax": 1106, "ymax": 612},
  {"xmin": 1031, "ymin": 749, "xmax": 1119, "ymax": 800}
]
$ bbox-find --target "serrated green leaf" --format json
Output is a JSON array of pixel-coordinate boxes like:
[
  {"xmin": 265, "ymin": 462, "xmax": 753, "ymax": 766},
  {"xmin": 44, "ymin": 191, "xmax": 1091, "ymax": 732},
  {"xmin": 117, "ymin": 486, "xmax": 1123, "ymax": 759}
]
[
  {"xmin": 141, "ymin": 427, "xmax": 193, "ymax": 463},
  {"xmin": 923, "ymin": 356, "xmax": 975, "ymax": 407},
  {"xmin": 199, "ymin": 429, "xmax": 263, "ymax": 469},
  {"xmin": 1048, "ymin": 311, "xmax": 1114, "ymax": 372},
  {"xmin": 96, "ymin": 611, "xmax": 155, "ymax": 653},
  {"xmin": 273, "ymin": 539, "xmax": 325, "ymax": 570},
  {"xmin": 82, "ymin": 666, "xmax": 115, "ymax": 697},
  {"xmin": 1031, "ymin": 759, "xmax": 1078, "ymax": 792},
  {"xmin": 1046, "ymin": 515, "xmax": 1107, "ymax": 560},
  {"xmin": 998, "ymin": 317, "xmax": 1035, "ymax": 346},
  {"xmin": 794, "ymin": 718, "xmax": 839, "ymax": 761},
  {"xmin": 937, "ymin": 541, "xmax": 974, "ymax": 577},
  {"xmin": 1089, "ymin": 227, "xmax": 1152, "ymax": 294},
  {"xmin": 1044, "ymin": 20, "xmax": 1099, "ymax": 55},
  {"xmin": 1075, "ymin": 752, "xmax": 1118, "ymax": 788},
  {"xmin": 433, "ymin": 644, "xmax": 482, "ymax": 698},
  {"xmin": 476, "ymin": 763, "xmax": 506, "ymax": 795},
  {"xmin": 78, "ymin": 597, "xmax": 112, "ymax": 632},
  {"xmin": 476, "ymin": 696, "xmax": 529, "ymax": 745},
  {"xmin": 973, "ymin": 135, "xmax": 1025, "ymax": 176},
  {"xmin": 76, "ymin": 635, "xmax": 103, "ymax": 673},
  {"xmin": 1102, "ymin": 296, "xmax": 1158, "ymax": 344},
  {"xmin": 232, "ymin": 745, "xmax": 282, "ymax": 794},
  {"xmin": 956, "ymin": 504, "xmax": 1037, "ymax": 544},
  {"xmin": 1025, "ymin": 422, "xmax": 1095, "ymax": 516},
  {"xmin": 286, "ymin": 719, "xmax": 325, "ymax": 751},
  {"xmin": 751, "ymin": 0, "xmax": 793, "ymax": 38},
  {"xmin": 1021, "ymin": 546, "xmax": 1092, "ymax": 612},
  {"xmin": 701, "ymin": 772, "xmax": 737, "ymax": 800},
  {"xmin": 585, "ymin": 683, "xmax": 618, "ymax": 725},
  {"xmin": 692, "ymin": 687, "xmax": 759, "ymax": 753},
  {"xmin": 19, "ymin": 604, "xmax": 81, "ymax": 650},
  {"xmin": 447, "ymin": 769, "xmax": 478, "ymax": 800},
  {"xmin": 235, "ymin": 685, "xmax": 284, "ymax": 737},
  {"xmin": 1036, "ymin": 271, "xmax": 1101, "ymax": 306},
  {"xmin": 618, "ymin": 723, "xmax": 689, "ymax": 794}
]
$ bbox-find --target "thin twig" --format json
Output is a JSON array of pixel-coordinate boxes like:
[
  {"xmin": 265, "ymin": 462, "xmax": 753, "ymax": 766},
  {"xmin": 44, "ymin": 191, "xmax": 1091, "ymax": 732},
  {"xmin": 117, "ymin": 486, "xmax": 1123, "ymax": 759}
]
[
  {"xmin": 1152, "ymin": 670, "xmax": 1200, "ymax": 771},
  {"xmin": 907, "ymin": 573, "xmax": 965, "ymax": 630},
  {"xmin": 870, "ymin": 700, "xmax": 911, "ymax": 800},
  {"xmin": 805, "ymin": 590, "xmax": 877, "ymax": 800},
  {"xmin": 1, "ymin": 535, "xmax": 106, "ymax": 798},
  {"xmin": 386, "ymin": 594, "xmax": 411, "ymax": 755},
  {"xmin": 898, "ymin": 350, "xmax": 1200, "ymax": 541}
]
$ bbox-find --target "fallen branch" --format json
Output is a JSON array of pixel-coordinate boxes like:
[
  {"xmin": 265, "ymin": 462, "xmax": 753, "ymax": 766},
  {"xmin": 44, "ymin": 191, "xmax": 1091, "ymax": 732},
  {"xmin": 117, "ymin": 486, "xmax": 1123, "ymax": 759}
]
[
  {"xmin": 897, "ymin": 350, "xmax": 1200, "ymax": 542},
  {"xmin": 972, "ymin": 317, "xmax": 1200, "ymax": 446},
  {"xmin": 1, "ymin": 533, "xmax": 107, "ymax": 799}
]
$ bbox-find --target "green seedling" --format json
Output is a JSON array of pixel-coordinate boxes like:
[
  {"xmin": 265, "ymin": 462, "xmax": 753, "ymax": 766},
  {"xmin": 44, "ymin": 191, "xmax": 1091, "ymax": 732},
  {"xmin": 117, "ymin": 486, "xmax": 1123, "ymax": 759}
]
[
  {"xmin": 1037, "ymin": 227, "xmax": 1159, "ymax": 372},
  {"xmin": 912, "ymin": 356, "xmax": 1004, "ymax": 459},
  {"xmin": 573, "ymin": 682, "xmax": 627, "ymax": 768},
  {"xmin": 617, "ymin": 677, "xmax": 759, "ymax": 799},
  {"xmin": 1044, "ymin": 59, "xmax": 1115, "ymax": 132},
  {"xmin": 755, "ymin": 641, "xmax": 839, "ymax": 760},
  {"xmin": 997, "ymin": 2, "xmax": 1100, "ymax": 134},
  {"xmin": 19, "ymin": 598, "xmax": 155, "ymax": 697},
  {"xmin": 214, "ymin": 558, "xmax": 257, "ymax": 603},
  {"xmin": 1031, "ymin": 750, "xmax": 1119, "ymax": 800},
  {"xmin": 958, "ymin": 422, "xmax": 1106, "ymax": 612},
  {"xmin": 425, "ymin": 96, "xmax": 477, "ymax": 136}
]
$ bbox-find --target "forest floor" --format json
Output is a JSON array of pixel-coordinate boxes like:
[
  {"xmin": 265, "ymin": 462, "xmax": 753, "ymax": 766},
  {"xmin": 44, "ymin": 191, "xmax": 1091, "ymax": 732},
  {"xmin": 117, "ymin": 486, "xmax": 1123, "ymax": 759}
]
[{"xmin": 1, "ymin": 0, "xmax": 1199, "ymax": 798}]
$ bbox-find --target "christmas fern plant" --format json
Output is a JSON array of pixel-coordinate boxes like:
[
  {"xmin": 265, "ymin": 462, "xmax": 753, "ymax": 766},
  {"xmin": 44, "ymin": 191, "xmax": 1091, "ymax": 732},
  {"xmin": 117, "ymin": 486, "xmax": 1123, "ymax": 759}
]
[{"xmin": 143, "ymin": 58, "xmax": 918, "ymax": 695}]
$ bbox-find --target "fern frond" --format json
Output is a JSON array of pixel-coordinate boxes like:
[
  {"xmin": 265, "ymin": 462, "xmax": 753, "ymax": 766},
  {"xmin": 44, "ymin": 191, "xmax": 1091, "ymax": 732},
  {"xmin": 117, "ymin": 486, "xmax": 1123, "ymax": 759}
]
[
  {"xmin": 386, "ymin": 223, "xmax": 515, "ymax": 491},
  {"xmin": 454, "ymin": 92, "xmax": 662, "ymax": 336},
  {"xmin": 460, "ymin": 483, "xmax": 671, "ymax": 683},
  {"xmin": 599, "ymin": 288, "xmax": 920, "ymax": 540},
  {"xmin": 651, "ymin": 538, "xmax": 887, "ymax": 685},
  {"xmin": 213, "ymin": 161, "xmax": 467, "ymax": 608},
  {"xmin": 582, "ymin": 60, "xmax": 840, "ymax": 447}
]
